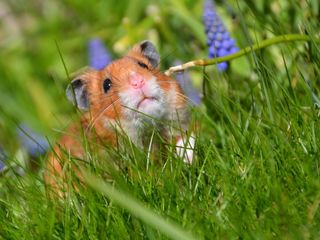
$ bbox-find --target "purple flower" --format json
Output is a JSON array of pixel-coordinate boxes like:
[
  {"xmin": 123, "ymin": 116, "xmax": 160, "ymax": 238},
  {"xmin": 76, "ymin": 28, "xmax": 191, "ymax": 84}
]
[
  {"xmin": 203, "ymin": 0, "xmax": 239, "ymax": 72},
  {"xmin": 174, "ymin": 61, "xmax": 201, "ymax": 105},
  {"xmin": 0, "ymin": 161, "xmax": 4, "ymax": 172},
  {"xmin": 88, "ymin": 38, "xmax": 112, "ymax": 70},
  {"xmin": 16, "ymin": 124, "xmax": 49, "ymax": 158},
  {"xmin": 0, "ymin": 145, "xmax": 6, "ymax": 172}
]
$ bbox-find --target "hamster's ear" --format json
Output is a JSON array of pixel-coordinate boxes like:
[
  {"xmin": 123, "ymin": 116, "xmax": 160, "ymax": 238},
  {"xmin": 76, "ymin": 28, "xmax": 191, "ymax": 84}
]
[
  {"xmin": 128, "ymin": 40, "xmax": 160, "ymax": 68},
  {"xmin": 66, "ymin": 78, "xmax": 89, "ymax": 111},
  {"xmin": 140, "ymin": 41, "xmax": 160, "ymax": 68}
]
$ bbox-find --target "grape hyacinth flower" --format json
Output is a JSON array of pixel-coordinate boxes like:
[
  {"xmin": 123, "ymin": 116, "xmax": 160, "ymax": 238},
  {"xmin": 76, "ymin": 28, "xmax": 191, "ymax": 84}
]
[
  {"xmin": 174, "ymin": 60, "xmax": 201, "ymax": 105},
  {"xmin": 88, "ymin": 38, "xmax": 112, "ymax": 70},
  {"xmin": 0, "ymin": 160, "xmax": 4, "ymax": 172},
  {"xmin": 203, "ymin": 0, "xmax": 239, "ymax": 72},
  {"xmin": 17, "ymin": 124, "xmax": 49, "ymax": 158},
  {"xmin": 0, "ymin": 145, "xmax": 6, "ymax": 172}
]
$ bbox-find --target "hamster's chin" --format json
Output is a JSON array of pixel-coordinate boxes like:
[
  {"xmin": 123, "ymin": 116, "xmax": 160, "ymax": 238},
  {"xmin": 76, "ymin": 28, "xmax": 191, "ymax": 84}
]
[{"xmin": 137, "ymin": 98, "xmax": 165, "ymax": 119}]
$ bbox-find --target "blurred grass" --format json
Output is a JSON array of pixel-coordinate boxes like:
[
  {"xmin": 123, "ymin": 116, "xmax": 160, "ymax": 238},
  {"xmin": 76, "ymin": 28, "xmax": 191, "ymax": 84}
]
[{"xmin": 1, "ymin": 0, "xmax": 320, "ymax": 239}]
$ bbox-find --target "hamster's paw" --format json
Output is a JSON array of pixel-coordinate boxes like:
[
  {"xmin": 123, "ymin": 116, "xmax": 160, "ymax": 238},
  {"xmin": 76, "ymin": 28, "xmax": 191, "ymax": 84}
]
[{"xmin": 176, "ymin": 134, "xmax": 195, "ymax": 164}]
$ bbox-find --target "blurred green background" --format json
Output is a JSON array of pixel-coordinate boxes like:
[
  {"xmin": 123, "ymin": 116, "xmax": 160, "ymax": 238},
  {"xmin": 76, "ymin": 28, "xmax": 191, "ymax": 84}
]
[
  {"xmin": 1, "ymin": 1, "xmax": 320, "ymax": 239},
  {"xmin": 0, "ymin": 0, "xmax": 318, "ymax": 153}
]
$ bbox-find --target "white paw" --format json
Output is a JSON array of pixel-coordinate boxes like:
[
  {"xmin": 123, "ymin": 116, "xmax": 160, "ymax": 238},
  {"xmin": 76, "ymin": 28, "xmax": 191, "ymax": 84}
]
[{"xmin": 176, "ymin": 134, "xmax": 195, "ymax": 164}]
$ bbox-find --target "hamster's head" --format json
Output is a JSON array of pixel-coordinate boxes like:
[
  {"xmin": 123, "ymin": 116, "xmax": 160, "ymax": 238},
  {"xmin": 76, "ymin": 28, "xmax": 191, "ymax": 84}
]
[{"xmin": 66, "ymin": 41, "xmax": 188, "ymax": 137}]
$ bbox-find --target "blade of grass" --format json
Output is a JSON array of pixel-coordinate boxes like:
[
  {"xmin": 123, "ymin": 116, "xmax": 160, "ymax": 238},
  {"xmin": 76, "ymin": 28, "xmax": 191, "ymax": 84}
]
[{"xmin": 82, "ymin": 171, "xmax": 196, "ymax": 240}]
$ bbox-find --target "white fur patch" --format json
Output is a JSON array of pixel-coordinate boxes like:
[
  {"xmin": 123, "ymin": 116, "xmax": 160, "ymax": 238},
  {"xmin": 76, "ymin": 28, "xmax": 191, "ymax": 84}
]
[
  {"xmin": 114, "ymin": 75, "xmax": 192, "ymax": 164},
  {"xmin": 118, "ymin": 77, "xmax": 166, "ymax": 143},
  {"xmin": 176, "ymin": 134, "xmax": 195, "ymax": 164}
]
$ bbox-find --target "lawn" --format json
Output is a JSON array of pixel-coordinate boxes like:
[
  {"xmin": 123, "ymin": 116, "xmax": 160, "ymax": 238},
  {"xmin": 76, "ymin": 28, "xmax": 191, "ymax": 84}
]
[{"xmin": 0, "ymin": 0, "xmax": 319, "ymax": 239}]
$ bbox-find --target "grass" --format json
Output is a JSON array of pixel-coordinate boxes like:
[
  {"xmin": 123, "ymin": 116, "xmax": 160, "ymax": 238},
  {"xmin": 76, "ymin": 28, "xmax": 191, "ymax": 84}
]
[{"xmin": 1, "ymin": 0, "xmax": 320, "ymax": 239}]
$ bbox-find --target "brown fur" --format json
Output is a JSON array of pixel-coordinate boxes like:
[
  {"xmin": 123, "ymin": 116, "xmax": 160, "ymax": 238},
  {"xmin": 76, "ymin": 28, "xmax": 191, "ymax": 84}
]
[{"xmin": 44, "ymin": 42, "xmax": 189, "ymax": 196}]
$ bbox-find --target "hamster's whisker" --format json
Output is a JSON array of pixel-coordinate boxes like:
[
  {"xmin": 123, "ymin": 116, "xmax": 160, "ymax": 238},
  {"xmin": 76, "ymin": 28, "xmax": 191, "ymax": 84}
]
[
  {"xmin": 86, "ymin": 98, "xmax": 121, "ymax": 131},
  {"xmin": 174, "ymin": 92, "xmax": 199, "ymax": 107},
  {"xmin": 91, "ymin": 94, "xmax": 120, "ymax": 105},
  {"xmin": 156, "ymin": 81, "xmax": 199, "ymax": 106},
  {"xmin": 93, "ymin": 92, "xmax": 119, "ymax": 100},
  {"xmin": 156, "ymin": 79, "xmax": 175, "ymax": 83}
]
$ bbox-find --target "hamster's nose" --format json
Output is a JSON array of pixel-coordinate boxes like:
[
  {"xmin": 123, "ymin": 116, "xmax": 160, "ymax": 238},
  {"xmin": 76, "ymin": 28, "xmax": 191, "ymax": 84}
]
[{"xmin": 129, "ymin": 72, "xmax": 145, "ymax": 89}]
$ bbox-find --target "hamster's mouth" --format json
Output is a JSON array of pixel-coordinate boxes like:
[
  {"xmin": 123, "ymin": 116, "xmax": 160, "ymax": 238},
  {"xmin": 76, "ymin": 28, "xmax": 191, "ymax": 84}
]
[{"xmin": 137, "ymin": 96, "xmax": 158, "ymax": 109}]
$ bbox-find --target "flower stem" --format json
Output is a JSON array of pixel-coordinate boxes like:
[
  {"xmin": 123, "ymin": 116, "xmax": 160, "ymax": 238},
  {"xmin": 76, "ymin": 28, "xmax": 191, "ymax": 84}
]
[{"xmin": 165, "ymin": 34, "xmax": 317, "ymax": 76}]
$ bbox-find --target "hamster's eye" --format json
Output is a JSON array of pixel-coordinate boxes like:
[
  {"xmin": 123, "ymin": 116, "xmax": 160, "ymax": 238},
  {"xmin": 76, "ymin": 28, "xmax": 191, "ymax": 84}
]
[
  {"xmin": 103, "ymin": 78, "xmax": 112, "ymax": 93},
  {"xmin": 137, "ymin": 61, "xmax": 149, "ymax": 69}
]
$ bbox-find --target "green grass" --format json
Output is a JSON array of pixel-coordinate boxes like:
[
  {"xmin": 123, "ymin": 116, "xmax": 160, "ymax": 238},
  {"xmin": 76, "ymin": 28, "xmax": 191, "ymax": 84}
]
[{"xmin": 1, "ymin": 0, "xmax": 320, "ymax": 239}]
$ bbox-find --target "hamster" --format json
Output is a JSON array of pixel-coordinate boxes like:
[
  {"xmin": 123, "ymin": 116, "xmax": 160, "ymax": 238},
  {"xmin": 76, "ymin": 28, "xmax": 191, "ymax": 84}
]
[{"xmin": 44, "ymin": 41, "xmax": 195, "ymax": 193}]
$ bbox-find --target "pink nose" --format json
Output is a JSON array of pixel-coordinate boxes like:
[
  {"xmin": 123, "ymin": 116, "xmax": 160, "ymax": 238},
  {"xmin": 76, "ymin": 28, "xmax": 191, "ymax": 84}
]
[{"xmin": 130, "ymin": 72, "xmax": 145, "ymax": 89}]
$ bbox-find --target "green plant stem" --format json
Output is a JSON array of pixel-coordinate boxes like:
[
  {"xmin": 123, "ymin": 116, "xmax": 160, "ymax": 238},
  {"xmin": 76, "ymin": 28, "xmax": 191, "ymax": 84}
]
[{"xmin": 165, "ymin": 34, "xmax": 317, "ymax": 75}]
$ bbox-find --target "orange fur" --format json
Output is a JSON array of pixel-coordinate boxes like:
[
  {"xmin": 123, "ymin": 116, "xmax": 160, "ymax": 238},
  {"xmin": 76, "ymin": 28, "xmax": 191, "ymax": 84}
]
[{"xmin": 44, "ymin": 42, "xmax": 189, "ymax": 195}]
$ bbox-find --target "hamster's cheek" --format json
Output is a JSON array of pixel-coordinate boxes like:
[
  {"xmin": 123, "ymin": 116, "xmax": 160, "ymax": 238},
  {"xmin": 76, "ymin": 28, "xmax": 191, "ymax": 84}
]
[
  {"xmin": 144, "ymin": 77, "xmax": 165, "ymax": 99},
  {"xmin": 162, "ymin": 82, "xmax": 179, "ymax": 108}
]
